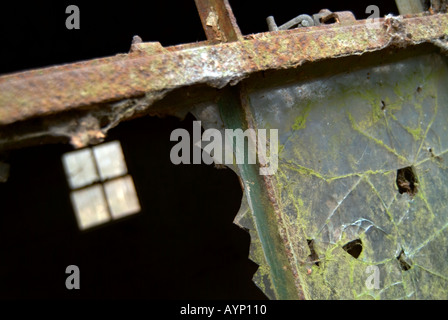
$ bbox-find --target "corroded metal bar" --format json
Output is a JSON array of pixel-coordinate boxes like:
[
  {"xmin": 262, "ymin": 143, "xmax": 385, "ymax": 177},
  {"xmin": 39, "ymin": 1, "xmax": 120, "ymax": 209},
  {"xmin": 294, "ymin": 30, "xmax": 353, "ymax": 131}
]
[
  {"xmin": 0, "ymin": 13, "xmax": 447, "ymax": 126},
  {"xmin": 194, "ymin": 0, "xmax": 243, "ymax": 42}
]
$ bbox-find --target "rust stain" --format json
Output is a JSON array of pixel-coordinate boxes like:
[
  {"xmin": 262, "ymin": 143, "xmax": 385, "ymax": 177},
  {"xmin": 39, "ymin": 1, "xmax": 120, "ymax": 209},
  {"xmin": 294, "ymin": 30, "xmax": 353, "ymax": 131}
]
[{"xmin": 194, "ymin": 0, "xmax": 243, "ymax": 42}]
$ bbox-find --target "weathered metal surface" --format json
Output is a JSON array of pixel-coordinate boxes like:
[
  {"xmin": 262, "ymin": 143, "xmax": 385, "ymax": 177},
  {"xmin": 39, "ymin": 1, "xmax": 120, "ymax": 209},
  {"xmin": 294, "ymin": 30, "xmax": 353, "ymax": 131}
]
[
  {"xmin": 0, "ymin": 14, "xmax": 447, "ymax": 126},
  {"xmin": 208, "ymin": 87, "xmax": 300, "ymax": 300},
  {"xmin": 195, "ymin": 0, "xmax": 297, "ymax": 299},
  {"xmin": 267, "ymin": 14, "xmax": 314, "ymax": 31},
  {"xmin": 194, "ymin": 0, "xmax": 243, "ymax": 42},
  {"xmin": 192, "ymin": 4, "xmax": 448, "ymax": 300},
  {"xmin": 267, "ymin": 9, "xmax": 357, "ymax": 32}
]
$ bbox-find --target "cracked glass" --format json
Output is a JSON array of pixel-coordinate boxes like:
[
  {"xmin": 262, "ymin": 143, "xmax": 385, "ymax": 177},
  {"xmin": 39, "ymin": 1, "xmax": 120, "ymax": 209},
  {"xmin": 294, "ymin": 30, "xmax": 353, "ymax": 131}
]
[{"xmin": 244, "ymin": 53, "xmax": 448, "ymax": 299}]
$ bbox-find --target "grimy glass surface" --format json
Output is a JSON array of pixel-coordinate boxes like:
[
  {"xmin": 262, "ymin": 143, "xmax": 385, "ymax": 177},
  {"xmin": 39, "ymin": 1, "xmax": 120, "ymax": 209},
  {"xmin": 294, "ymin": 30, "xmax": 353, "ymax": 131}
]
[{"xmin": 243, "ymin": 53, "xmax": 448, "ymax": 299}]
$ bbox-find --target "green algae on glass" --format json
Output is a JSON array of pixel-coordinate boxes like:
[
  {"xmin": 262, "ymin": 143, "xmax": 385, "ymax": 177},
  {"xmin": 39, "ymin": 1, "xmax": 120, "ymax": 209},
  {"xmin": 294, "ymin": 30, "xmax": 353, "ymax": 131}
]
[
  {"xmin": 245, "ymin": 53, "xmax": 448, "ymax": 299},
  {"xmin": 292, "ymin": 104, "xmax": 311, "ymax": 131}
]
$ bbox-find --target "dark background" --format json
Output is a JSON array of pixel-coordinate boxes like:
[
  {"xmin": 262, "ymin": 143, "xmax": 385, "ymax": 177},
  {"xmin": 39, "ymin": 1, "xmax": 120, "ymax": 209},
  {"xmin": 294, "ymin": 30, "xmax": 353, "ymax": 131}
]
[{"xmin": 0, "ymin": 1, "xmax": 399, "ymax": 299}]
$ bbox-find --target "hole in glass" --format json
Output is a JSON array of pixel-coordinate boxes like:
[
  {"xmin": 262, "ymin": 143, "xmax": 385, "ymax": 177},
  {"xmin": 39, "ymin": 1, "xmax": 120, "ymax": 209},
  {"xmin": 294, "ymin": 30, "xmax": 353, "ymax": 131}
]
[
  {"xmin": 396, "ymin": 166, "xmax": 418, "ymax": 197},
  {"xmin": 342, "ymin": 239, "xmax": 363, "ymax": 259}
]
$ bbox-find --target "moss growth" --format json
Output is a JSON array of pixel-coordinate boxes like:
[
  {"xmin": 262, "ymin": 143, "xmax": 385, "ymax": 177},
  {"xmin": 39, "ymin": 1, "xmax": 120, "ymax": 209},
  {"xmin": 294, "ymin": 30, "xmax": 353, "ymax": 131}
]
[
  {"xmin": 239, "ymin": 53, "xmax": 448, "ymax": 300},
  {"xmin": 292, "ymin": 104, "xmax": 311, "ymax": 131},
  {"xmin": 347, "ymin": 111, "xmax": 408, "ymax": 163},
  {"xmin": 404, "ymin": 125, "xmax": 424, "ymax": 140}
]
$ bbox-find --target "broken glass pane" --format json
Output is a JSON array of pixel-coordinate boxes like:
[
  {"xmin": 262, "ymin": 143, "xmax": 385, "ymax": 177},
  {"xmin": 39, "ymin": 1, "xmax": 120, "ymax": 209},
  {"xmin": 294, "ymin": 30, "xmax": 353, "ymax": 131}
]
[{"xmin": 239, "ymin": 53, "xmax": 448, "ymax": 299}]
